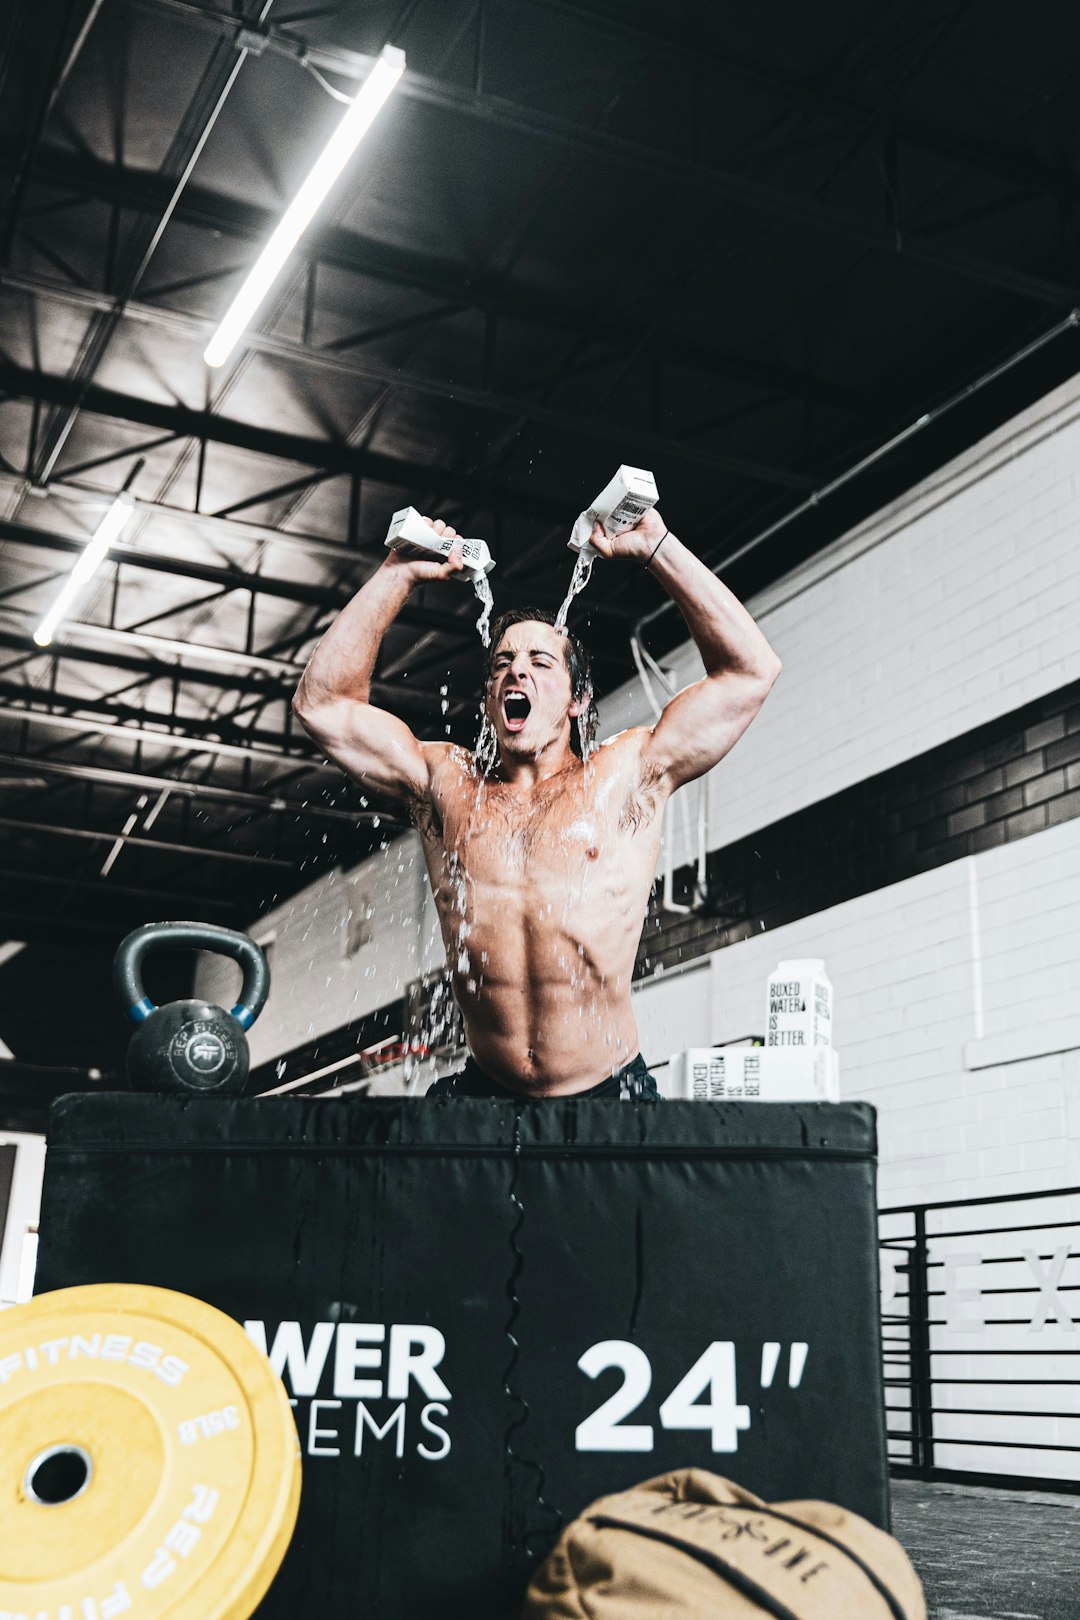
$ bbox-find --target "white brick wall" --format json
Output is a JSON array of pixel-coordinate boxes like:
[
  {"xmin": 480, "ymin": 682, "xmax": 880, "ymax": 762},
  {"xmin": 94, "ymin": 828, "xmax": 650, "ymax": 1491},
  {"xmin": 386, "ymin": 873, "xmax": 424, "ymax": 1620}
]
[
  {"xmin": 196, "ymin": 832, "xmax": 442, "ymax": 1071},
  {"xmin": 630, "ymin": 961, "xmax": 712, "ymax": 1092},
  {"xmin": 600, "ymin": 370, "xmax": 1080, "ymax": 867},
  {"xmin": 670, "ymin": 816, "xmax": 1080, "ymax": 1209}
]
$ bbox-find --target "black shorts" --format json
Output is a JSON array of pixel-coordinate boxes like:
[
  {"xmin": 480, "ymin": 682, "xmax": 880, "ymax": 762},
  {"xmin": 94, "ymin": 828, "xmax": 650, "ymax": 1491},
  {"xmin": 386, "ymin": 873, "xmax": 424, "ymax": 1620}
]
[{"xmin": 426, "ymin": 1052, "xmax": 662, "ymax": 1101}]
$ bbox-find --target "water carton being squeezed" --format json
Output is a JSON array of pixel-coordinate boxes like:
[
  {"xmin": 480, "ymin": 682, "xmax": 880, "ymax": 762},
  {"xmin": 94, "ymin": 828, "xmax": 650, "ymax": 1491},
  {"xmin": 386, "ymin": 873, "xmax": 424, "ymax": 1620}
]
[
  {"xmin": 569, "ymin": 466, "xmax": 659, "ymax": 560},
  {"xmin": 385, "ymin": 507, "xmax": 495, "ymax": 578}
]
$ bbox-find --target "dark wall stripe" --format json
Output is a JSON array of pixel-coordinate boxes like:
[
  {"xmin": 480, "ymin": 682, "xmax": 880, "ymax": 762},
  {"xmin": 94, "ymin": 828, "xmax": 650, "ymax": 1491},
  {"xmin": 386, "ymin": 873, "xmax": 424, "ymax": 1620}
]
[{"xmin": 636, "ymin": 676, "xmax": 1080, "ymax": 980}]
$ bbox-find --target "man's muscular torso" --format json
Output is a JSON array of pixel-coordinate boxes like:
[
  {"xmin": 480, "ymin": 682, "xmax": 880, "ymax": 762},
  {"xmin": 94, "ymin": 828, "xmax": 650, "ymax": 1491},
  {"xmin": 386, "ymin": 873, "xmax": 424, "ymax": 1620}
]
[
  {"xmin": 411, "ymin": 730, "xmax": 665, "ymax": 1095},
  {"xmin": 292, "ymin": 517, "xmax": 781, "ymax": 1099}
]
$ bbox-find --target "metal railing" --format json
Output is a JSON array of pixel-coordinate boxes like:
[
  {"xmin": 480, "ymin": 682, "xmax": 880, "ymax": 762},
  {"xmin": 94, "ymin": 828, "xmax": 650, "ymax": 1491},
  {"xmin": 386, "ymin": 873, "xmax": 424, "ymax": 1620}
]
[{"xmin": 880, "ymin": 1185, "xmax": 1080, "ymax": 1492}]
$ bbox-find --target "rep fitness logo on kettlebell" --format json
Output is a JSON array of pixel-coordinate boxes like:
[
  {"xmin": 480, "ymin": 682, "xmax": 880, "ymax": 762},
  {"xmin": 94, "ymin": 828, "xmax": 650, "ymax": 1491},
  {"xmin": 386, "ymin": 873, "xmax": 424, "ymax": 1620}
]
[
  {"xmin": 169, "ymin": 1018, "xmax": 238, "ymax": 1088},
  {"xmin": 114, "ymin": 922, "xmax": 271, "ymax": 1097}
]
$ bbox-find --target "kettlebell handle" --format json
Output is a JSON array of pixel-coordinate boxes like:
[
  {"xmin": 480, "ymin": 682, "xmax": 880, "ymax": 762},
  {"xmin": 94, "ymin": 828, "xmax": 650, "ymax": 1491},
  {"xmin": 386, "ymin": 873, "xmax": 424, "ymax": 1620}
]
[{"xmin": 114, "ymin": 922, "xmax": 271, "ymax": 1031}]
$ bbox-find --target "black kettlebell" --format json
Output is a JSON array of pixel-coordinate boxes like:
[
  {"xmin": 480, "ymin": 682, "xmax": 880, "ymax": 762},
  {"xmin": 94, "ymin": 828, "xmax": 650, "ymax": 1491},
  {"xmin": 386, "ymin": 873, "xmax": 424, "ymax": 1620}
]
[{"xmin": 114, "ymin": 921, "xmax": 270, "ymax": 1095}]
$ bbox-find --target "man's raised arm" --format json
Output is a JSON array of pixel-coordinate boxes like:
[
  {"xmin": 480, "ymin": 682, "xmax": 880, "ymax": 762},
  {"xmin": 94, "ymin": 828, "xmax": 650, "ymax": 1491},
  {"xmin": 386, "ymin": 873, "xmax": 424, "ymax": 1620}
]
[
  {"xmin": 588, "ymin": 510, "xmax": 781, "ymax": 791},
  {"xmin": 292, "ymin": 519, "xmax": 464, "ymax": 803}
]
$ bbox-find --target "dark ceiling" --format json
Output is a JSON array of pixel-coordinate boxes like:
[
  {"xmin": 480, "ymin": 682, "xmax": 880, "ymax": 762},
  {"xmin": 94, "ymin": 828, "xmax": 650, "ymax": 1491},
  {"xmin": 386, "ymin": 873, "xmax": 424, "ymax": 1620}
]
[{"xmin": 2, "ymin": 0, "xmax": 1080, "ymax": 1079}]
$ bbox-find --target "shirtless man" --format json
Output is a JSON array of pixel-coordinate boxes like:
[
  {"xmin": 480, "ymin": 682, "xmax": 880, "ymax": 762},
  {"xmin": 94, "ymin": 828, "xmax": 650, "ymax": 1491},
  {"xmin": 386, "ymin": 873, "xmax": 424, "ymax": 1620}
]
[{"xmin": 292, "ymin": 507, "xmax": 781, "ymax": 1100}]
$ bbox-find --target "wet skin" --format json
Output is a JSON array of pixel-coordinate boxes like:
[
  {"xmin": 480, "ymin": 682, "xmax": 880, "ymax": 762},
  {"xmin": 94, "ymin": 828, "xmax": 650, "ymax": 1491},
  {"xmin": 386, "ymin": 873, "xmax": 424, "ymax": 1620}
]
[
  {"xmin": 414, "ymin": 634, "xmax": 667, "ymax": 1092},
  {"xmin": 293, "ymin": 512, "xmax": 781, "ymax": 1096}
]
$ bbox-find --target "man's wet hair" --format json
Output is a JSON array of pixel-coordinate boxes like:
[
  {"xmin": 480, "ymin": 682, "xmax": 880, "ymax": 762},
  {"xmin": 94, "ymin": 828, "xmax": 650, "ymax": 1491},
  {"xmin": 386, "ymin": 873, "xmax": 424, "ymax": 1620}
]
[{"xmin": 485, "ymin": 607, "xmax": 600, "ymax": 758}]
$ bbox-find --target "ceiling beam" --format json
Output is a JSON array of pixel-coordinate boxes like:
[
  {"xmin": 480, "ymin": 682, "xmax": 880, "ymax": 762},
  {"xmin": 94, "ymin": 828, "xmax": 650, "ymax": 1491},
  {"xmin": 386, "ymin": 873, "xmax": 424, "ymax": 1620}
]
[
  {"xmin": 0, "ymin": 622, "xmax": 301, "ymax": 699},
  {"xmin": 110, "ymin": 1, "xmax": 1080, "ymax": 309},
  {"xmin": 0, "ymin": 680, "xmax": 465, "ymax": 770},
  {"xmin": 518, "ymin": 0, "xmax": 1072, "ymax": 207},
  {"xmin": 1, "ymin": 274, "xmax": 814, "ymax": 487},
  {"xmin": 2, "ymin": 609, "xmax": 302, "ymax": 677},
  {"xmin": 0, "ymin": 864, "xmax": 239, "ymax": 908},
  {"xmin": 0, "ymin": 610, "xmax": 474, "ymax": 720},
  {"xmin": 0, "ymin": 490, "xmax": 636, "ymax": 649},
  {"xmin": 0, "ymin": 812, "xmax": 291, "ymax": 866},
  {"xmin": 5, "ymin": 151, "xmax": 864, "ymax": 416},
  {"xmin": 0, "ymin": 510, "xmax": 479, "ymax": 638},
  {"xmin": 0, "ymin": 749, "xmax": 399, "ymax": 825},
  {"xmin": 0, "ymin": 359, "xmax": 574, "ymax": 528},
  {"xmin": 0, "ymin": 359, "xmax": 389, "ymax": 482},
  {"xmin": 42, "ymin": 477, "xmax": 375, "ymax": 568},
  {"xmin": 0, "ymin": 474, "xmax": 633, "ymax": 634},
  {"xmin": 0, "ymin": 696, "xmax": 313, "ymax": 769},
  {"xmin": 26, "ymin": 0, "xmax": 268, "ymax": 485},
  {"xmin": 1, "ymin": 0, "xmax": 106, "ymax": 260},
  {"xmin": 401, "ymin": 86, "xmax": 1077, "ymax": 309},
  {"xmin": 0, "ymin": 609, "xmax": 476, "ymax": 716}
]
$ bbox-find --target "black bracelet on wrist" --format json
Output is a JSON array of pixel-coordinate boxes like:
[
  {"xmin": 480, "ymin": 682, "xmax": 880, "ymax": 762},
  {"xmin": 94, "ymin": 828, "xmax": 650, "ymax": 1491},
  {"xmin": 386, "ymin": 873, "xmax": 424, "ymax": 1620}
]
[{"xmin": 644, "ymin": 530, "xmax": 669, "ymax": 569}]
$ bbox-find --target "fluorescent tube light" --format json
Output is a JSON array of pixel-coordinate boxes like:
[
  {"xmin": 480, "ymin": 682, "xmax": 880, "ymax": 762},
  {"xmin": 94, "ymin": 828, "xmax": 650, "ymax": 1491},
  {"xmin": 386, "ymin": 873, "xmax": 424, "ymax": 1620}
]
[
  {"xmin": 33, "ymin": 494, "xmax": 136, "ymax": 647},
  {"xmin": 204, "ymin": 43, "xmax": 405, "ymax": 369}
]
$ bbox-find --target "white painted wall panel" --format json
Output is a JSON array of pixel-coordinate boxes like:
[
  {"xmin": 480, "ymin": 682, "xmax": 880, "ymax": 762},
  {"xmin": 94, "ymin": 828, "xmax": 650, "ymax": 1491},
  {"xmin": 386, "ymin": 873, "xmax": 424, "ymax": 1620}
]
[
  {"xmin": 662, "ymin": 817, "xmax": 1080, "ymax": 1210},
  {"xmin": 0, "ymin": 1131, "xmax": 46, "ymax": 1307},
  {"xmin": 599, "ymin": 374, "xmax": 1080, "ymax": 868},
  {"xmin": 197, "ymin": 834, "xmax": 443, "ymax": 1070},
  {"xmin": 630, "ymin": 962, "xmax": 711, "ymax": 1091}
]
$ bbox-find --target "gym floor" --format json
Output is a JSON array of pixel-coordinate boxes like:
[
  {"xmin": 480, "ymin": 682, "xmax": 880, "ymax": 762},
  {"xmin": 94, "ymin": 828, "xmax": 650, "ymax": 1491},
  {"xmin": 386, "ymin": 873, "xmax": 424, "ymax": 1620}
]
[{"xmin": 891, "ymin": 1480, "xmax": 1080, "ymax": 1620}]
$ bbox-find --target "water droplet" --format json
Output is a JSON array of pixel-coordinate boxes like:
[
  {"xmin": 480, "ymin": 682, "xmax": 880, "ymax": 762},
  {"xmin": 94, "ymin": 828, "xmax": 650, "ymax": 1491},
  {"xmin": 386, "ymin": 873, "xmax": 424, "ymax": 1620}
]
[
  {"xmin": 474, "ymin": 712, "xmax": 498, "ymax": 775},
  {"xmin": 554, "ymin": 548, "xmax": 593, "ymax": 632},
  {"xmin": 472, "ymin": 570, "xmax": 494, "ymax": 646}
]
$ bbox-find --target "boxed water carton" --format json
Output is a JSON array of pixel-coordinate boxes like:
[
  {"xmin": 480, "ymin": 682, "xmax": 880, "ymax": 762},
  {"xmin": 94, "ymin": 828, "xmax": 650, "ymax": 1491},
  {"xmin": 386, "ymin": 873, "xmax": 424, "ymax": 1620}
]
[
  {"xmin": 766, "ymin": 959, "xmax": 833, "ymax": 1049},
  {"xmin": 384, "ymin": 506, "xmax": 495, "ymax": 578},
  {"xmin": 668, "ymin": 1045, "xmax": 839, "ymax": 1103},
  {"xmin": 569, "ymin": 466, "xmax": 659, "ymax": 555},
  {"xmin": 669, "ymin": 1047, "xmax": 762, "ymax": 1101}
]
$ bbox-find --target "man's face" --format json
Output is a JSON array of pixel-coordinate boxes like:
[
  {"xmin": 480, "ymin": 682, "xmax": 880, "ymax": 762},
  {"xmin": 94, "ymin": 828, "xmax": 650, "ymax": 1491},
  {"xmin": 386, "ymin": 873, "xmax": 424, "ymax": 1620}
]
[{"xmin": 485, "ymin": 621, "xmax": 582, "ymax": 758}]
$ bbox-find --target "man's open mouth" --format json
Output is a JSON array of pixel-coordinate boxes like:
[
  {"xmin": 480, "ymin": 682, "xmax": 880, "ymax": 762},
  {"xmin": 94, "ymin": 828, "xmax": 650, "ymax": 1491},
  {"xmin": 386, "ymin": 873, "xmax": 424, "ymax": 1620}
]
[{"xmin": 502, "ymin": 691, "xmax": 531, "ymax": 732}]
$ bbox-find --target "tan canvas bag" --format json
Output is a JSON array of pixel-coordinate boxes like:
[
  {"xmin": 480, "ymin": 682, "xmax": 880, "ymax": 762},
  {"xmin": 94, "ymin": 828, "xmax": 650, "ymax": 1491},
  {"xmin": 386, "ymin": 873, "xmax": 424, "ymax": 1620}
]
[{"xmin": 524, "ymin": 1469, "xmax": 926, "ymax": 1619}]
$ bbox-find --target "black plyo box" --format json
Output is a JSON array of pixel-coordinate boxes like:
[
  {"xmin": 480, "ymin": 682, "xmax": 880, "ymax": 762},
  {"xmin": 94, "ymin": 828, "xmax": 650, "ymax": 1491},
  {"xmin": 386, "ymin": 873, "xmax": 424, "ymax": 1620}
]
[{"xmin": 37, "ymin": 1096, "xmax": 888, "ymax": 1619}]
